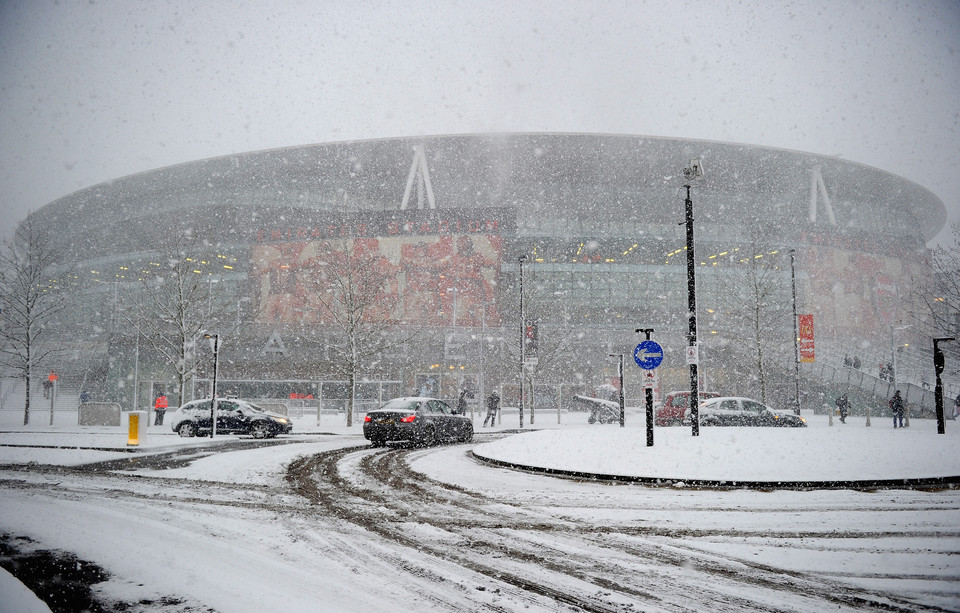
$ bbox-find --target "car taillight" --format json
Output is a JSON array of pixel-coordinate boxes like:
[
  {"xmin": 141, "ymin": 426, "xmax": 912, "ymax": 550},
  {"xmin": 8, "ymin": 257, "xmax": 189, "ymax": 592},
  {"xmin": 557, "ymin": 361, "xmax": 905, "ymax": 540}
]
[
  {"xmin": 364, "ymin": 415, "xmax": 372, "ymax": 422},
  {"xmin": 400, "ymin": 414, "xmax": 416, "ymax": 423}
]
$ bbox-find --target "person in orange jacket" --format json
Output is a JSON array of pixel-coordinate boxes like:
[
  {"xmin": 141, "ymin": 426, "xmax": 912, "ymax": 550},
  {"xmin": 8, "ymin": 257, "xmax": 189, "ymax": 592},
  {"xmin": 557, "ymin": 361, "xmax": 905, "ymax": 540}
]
[{"xmin": 154, "ymin": 394, "xmax": 168, "ymax": 425}]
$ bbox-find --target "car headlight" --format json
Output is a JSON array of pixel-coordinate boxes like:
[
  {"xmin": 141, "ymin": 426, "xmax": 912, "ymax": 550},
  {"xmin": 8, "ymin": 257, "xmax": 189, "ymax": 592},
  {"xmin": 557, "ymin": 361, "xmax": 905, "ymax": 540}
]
[{"xmin": 273, "ymin": 417, "xmax": 288, "ymax": 424}]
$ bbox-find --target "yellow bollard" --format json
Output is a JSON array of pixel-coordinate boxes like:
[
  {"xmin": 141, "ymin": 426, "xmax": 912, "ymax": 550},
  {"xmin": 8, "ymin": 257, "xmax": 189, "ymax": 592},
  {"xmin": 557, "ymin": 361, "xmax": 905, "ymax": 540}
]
[
  {"xmin": 127, "ymin": 411, "xmax": 147, "ymax": 446},
  {"xmin": 128, "ymin": 412, "xmax": 140, "ymax": 446}
]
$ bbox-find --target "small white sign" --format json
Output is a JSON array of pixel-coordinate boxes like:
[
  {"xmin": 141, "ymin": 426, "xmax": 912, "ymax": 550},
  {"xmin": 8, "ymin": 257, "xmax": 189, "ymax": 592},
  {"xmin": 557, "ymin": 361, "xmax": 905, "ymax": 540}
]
[
  {"xmin": 686, "ymin": 345, "xmax": 699, "ymax": 365},
  {"xmin": 642, "ymin": 369, "xmax": 657, "ymax": 389}
]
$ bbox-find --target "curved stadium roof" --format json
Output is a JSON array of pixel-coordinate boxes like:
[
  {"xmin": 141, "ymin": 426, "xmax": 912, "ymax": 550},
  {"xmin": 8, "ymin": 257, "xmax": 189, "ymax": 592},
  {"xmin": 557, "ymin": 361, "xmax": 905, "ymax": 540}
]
[{"xmin": 33, "ymin": 133, "xmax": 946, "ymax": 260}]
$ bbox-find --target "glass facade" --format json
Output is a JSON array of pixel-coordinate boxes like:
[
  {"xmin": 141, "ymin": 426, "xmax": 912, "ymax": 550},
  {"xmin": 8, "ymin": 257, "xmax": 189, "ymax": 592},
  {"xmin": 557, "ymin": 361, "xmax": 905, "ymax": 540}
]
[{"xmin": 21, "ymin": 134, "xmax": 944, "ymax": 410}]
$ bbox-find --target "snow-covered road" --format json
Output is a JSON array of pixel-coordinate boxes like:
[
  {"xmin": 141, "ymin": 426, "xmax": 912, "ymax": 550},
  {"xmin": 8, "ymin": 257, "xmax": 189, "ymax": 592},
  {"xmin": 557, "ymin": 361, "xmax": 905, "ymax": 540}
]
[{"xmin": 1, "ymin": 427, "xmax": 958, "ymax": 612}]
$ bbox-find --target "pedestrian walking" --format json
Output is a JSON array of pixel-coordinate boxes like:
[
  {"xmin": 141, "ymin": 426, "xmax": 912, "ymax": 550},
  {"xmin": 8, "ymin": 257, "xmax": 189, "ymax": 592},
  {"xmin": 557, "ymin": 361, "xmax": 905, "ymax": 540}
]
[
  {"xmin": 835, "ymin": 394, "xmax": 849, "ymax": 423},
  {"xmin": 483, "ymin": 391, "xmax": 500, "ymax": 427},
  {"xmin": 890, "ymin": 390, "xmax": 904, "ymax": 428},
  {"xmin": 457, "ymin": 389, "xmax": 469, "ymax": 415},
  {"xmin": 154, "ymin": 393, "xmax": 168, "ymax": 425}
]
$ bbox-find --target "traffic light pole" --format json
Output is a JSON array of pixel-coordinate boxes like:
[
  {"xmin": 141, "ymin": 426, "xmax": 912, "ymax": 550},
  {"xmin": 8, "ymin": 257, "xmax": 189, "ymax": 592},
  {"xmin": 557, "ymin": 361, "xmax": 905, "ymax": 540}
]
[{"xmin": 934, "ymin": 337, "xmax": 954, "ymax": 434}]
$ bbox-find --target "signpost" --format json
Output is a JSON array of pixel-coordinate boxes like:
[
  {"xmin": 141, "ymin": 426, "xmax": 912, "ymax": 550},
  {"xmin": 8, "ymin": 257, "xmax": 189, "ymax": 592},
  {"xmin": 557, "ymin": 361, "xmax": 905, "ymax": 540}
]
[
  {"xmin": 633, "ymin": 340, "xmax": 664, "ymax": 370},
  {"xmin": 635, "ymin": 329, "xmax": 661, "ymax": 446}
]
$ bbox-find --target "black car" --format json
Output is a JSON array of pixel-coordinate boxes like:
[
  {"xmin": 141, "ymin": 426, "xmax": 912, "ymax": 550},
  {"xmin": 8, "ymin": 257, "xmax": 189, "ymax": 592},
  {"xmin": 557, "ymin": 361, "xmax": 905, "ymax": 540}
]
[
  {"xmin": 170, "ymin": 398, "xmax": 293, "ymax": 438},
  {"xmin": 694, "ymin": 397, "xmax": 807, "ymax": 427},
  {"xmin": 363, "ymin": 397, "xmax": 474, "ymax": 447}
]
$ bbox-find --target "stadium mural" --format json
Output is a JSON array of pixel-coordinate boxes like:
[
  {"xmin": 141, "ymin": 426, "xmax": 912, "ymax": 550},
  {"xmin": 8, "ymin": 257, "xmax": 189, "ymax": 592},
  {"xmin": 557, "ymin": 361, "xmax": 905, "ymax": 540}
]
[{"xmin": 250, "ymin": 209, "xmax": 507, "ymax": 327}]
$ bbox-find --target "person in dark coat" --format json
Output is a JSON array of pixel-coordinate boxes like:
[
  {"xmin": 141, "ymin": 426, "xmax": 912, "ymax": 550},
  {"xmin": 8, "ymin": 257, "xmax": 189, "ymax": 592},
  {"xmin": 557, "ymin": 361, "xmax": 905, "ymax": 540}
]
[
  {"xmin": 890, "ymin": 390, "xmax": 904, "ymax": 428},
  {"xmin": 835, "ymin": 394, "xmax": 849, "ymax": 423},
  {"xmin": 456, "ymin": 389, "xmax": 469, "ymax": 415},
  {"xmin": 483, "ymin": 391, "xmax": 500, "ymax": 427}
]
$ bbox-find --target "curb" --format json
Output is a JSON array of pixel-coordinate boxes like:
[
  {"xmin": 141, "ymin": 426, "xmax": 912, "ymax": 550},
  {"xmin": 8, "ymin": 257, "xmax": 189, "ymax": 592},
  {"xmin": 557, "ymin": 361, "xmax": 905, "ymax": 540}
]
[{"xmin": 470, "ymin": 451, "xmax": 960, "ymax": 491}]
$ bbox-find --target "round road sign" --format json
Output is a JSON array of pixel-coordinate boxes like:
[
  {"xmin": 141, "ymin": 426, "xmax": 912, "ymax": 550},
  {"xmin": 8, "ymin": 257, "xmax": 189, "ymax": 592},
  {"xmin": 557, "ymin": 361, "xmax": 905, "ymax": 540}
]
[{"xmin": 633, "ymin": 340, "xmax": 664, "ymax": 370}]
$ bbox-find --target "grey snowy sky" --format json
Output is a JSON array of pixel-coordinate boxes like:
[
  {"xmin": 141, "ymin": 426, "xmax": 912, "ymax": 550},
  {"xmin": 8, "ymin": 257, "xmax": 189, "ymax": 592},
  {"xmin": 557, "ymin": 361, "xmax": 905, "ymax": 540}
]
[{"xmin": 1, "ymin": 0, "xmax": 959, "ymax": 245}]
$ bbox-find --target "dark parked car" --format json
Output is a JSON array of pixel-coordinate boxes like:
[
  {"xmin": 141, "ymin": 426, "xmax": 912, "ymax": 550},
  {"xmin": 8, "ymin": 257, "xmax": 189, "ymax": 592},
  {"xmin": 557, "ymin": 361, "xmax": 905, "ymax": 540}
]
[
  {"xmin": 170, "ymin": 398, "xmax": 293, "ymax": 438},
  {"xmin": 692, "ymin": 396, "xmax": 807, "ymax": 427},
  {"xmin": 363, "ymin": 397, "xmax": 474, "ymax": 447},
  {"xmin": 655, "ymin": 390, "xmax": 720, "ymax": 426}
]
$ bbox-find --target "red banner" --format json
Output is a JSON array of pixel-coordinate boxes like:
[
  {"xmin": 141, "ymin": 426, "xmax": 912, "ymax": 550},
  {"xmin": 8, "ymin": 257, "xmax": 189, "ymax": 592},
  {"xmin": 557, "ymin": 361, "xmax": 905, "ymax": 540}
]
[{"xmin": 798, "ymin": 314, "xmax": 815, "ymax": 363}]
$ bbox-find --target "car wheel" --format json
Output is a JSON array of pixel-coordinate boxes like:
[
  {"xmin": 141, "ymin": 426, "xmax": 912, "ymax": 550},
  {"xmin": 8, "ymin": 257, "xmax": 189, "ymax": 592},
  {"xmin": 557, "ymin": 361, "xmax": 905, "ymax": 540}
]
[
  {"xmin": 418, "ymin": 426, "xmax": 437, "ymax": 447},
  {"xmin": 249, "ymin": 421, "xmax": 272, "ymax": 439},
  {"xmin": 460, "ymin": 424, "xmax": 474, "ymax": 443},
  {"xmin": 177, "ymin": 422, "xmax": 197, "ymax": 438}
]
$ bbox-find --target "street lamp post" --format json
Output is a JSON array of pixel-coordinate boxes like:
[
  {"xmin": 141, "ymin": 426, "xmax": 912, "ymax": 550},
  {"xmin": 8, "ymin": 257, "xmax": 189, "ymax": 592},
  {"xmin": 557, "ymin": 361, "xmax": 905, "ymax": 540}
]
[
  {"xmin": 518, "ymin": 254, "xmax": 527, "ymax": 429},
  {"xmin": 934, "ymin": 337, "xmax": 955, "ymax": 434},
  {"xmin": 204, "ymin": 333, "xmax": 220, "ymax": 438},
  {"xmin": 609, "ymin": 353, "xmax": 625, "ymax": 428},
  {"xmin": 477, "ymin": 310, "xmax": 484, "ymax": 423},
  {"xmin": 790, "ymin": 250, "xmax": 801, "ymax": 415},
  {"xmin": 682, "ymin": 158, "xmax": 703, "ymax": 436}
]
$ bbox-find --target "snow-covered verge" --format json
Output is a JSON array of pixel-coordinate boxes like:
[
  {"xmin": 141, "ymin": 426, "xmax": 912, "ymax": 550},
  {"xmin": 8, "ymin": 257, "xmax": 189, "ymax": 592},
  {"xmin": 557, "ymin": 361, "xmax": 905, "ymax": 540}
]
[{"xmin": 473, "ymin": 413, "xmax": 960, "ymax": 482}]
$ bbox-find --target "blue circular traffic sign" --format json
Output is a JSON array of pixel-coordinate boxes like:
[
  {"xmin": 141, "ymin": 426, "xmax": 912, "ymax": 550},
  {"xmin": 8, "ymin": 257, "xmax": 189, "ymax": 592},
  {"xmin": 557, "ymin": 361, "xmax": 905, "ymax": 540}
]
[{"xmin": 634, "ymin": 340, "xmax": 664, "ymax": 370}]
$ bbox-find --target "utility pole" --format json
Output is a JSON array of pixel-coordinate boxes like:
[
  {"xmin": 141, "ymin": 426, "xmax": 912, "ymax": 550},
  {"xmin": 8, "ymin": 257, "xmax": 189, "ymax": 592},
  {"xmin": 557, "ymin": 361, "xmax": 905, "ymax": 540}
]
[
  {"xmin": 790, "ymin": 250, "xmax": 801, "ymax": 415},
  {"xmin": 682, "ymin": 158, "xmax": 703, "ymax": 436},
  {"xmin": 609, "ymin": 353, "xmax": 625, "ymax": 428},
  {"xmin": 934, "ymin": 337, "xmax": 955, "ymax": 434},
  {"xmin": 518, "ymin": 255, "xmax": 527, "ymax": 429},
  {"xmin": 204, "ymin": 333, "xmax": 220, "ymax": 438}
]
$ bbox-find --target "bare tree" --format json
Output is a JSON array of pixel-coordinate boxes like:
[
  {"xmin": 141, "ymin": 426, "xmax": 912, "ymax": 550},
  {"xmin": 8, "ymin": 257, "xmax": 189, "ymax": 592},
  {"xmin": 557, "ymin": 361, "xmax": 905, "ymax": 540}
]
[
  {"xmin": 122, "ymin": 229, "xmax": 235, "ymax": 408},
  {"xmin": 307, "ymin": 239, "xmax": 416, "ymax": 426},
  {"xmin": 497, "ymin": 265, "xmax": 587, "ymax": 424},
  {"xmin": 708, "ymin": 241, "xmax": 793, "ymax": 403},
  {"xmin": 915, "ymin": 222, "xmax": 960, "ymax": 338},
  {"xmin": 0, "ymin": 218, "xmax": 70, "ymax": 423}
]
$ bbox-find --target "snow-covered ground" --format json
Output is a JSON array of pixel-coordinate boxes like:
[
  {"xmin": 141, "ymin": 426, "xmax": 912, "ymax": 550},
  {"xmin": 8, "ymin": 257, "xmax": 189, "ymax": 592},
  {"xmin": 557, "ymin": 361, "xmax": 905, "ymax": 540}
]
[{"xmin": 1, "ymin": 409, "xmax": 958, "ymax": 611}]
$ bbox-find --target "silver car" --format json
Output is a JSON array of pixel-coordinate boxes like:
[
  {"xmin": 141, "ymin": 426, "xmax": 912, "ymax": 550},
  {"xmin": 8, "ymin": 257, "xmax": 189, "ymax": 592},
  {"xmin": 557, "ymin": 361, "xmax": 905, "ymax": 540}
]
[{"xmin": 692, "ymin": 397, "xmax": 807, "ymax": 428}]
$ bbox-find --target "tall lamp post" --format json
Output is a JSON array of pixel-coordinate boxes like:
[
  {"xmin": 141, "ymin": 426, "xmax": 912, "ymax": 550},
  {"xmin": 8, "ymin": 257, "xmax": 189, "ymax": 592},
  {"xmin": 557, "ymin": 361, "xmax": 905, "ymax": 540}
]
[
  {"xmin": 682, "ymin": 159, "xmax": 703, "ymax": 436},
  {"xmin": 934, "ymin": 337, "xmax": 955, "ymax": 435},
  {"xmin": 609, "ymin": 353, "xmax": 625, "ymax": 428},
  {"xmin": 790, "ymin": 250, "xmax": 801, "ymax": 415},
  {"xmin": 518, "ymin": 254, "xmax": 528, "ymax": 428},
  {"xmin": 203, "ymin": 333, "xmax": 220, "ymax": 438}
]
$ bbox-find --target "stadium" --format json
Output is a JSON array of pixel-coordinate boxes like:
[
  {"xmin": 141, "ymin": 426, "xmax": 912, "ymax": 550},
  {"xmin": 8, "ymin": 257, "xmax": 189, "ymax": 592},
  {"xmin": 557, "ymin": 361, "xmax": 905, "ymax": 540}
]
[{"xmin": 13, "ymin": 133, "xmax": 950, "ymax": 418}]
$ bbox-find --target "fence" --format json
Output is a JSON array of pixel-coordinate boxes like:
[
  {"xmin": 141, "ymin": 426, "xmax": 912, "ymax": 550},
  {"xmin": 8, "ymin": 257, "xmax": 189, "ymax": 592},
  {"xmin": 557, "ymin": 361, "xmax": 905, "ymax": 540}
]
[{"xmin": 805, "ymin": 362, "xmax": 947, "ymax": 418}]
